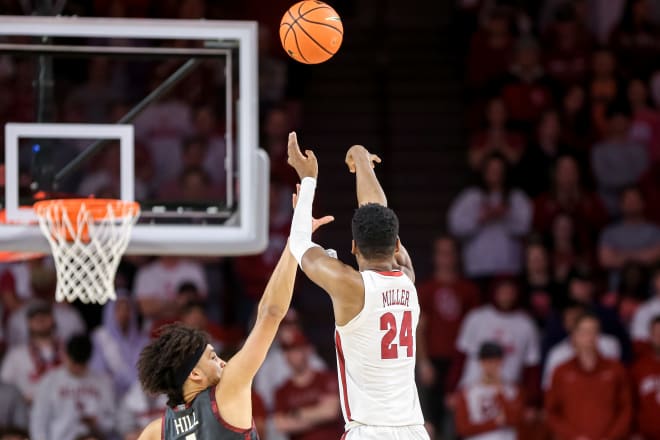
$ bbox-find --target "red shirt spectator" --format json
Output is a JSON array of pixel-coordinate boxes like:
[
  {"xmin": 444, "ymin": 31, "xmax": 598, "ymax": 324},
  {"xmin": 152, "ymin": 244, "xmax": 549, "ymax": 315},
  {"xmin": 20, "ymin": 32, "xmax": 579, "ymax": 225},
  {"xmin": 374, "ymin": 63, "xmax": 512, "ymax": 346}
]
[
  {"xmin": 629, "ymin": 316, "xmax": 660, "ymax": 439},
  {"xmin": 418, "ymin": 237, "xmax": 480, "ymax": 361},
  {"xmin": 467, "ymin": 10, "xmax": 514, "ymax": 90},
  {"xmin": 498, "ymin": 38, "xmax": 555, "ymax": 129},
  {"xmin": 468, "ymin": 97, "xmax": 526, "ymax": 170},
  {"xmin": 545, "ymin": 314, "xmax": 631, "ymax": 440},
  {"xmin": 454, "ymin": 342, "xmax": 524, "ymax": 440},
  {"xmin": 274, "ymin": 330, "xmax": 343, "ymax": 440}
]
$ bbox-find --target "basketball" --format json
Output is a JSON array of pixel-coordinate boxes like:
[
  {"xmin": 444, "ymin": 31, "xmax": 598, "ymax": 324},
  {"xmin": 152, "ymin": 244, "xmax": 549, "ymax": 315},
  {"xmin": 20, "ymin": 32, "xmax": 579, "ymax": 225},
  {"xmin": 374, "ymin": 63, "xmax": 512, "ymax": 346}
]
[{"xmin": 280, "ymin": 1, "xmax": 343, "ymax": 64}]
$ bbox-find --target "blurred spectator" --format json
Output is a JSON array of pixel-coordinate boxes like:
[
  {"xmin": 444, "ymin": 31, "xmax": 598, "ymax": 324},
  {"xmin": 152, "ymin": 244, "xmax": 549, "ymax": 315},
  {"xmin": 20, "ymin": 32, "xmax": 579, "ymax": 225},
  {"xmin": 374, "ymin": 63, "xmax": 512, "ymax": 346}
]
[
  {"xmin": 533, "ymin": 154, "xmax": 608, "ymax": 247},
  {"xmin": 30, "ymin": 334, "xmax": 115, "ymax": 440},
  {"xmin": 598, "ymin": 187, "xmax": 660, "ymax": 275},
  {"xmin": 591, "ymin": 103, "xmax": 649, "ymax": 214},
  {"xmin": 117, "ymin": 381, "xmax": 167, "ymax": 440},
  {"xmin": 192, "ymin": 105, "xmax": 227, "ymax": 185},
  {"xmin": 133, "ymin": 63, "xmax": 194, "ymax": 185},
  {"xmin": 602, "ymin": 262, "xmax": 650, "ymax": 327},
  {"xmin": 451, "ymin": 279, "xmax": 540, "ymax": 408},
  {"xmin": 0, "ymin": 381, "xmax": 28, "ymax": 431},
  {"xmin": 416, "ymin": 236, "xmax": 480, "ymax": 430},
  {"xmin": 468, "ymin": 97, "xmax": 526, "ymax": 171},
  {"xmin": 638, "ymin": 161, "xmax": 660, "ymax": 224},
  {"xmin": 467, "ymin": 8, "xmax": 514, "ymax": 92},
  {"xmin": 610, "ymin": 0, "xmax": 660, "ymax": 78},
  {"xmin": 631, "ymin": 266, "xmax": 660, "ymax": 342},
  {"xmin": 543, "ymin": 269, "xmax": 633, "ymax": 361},
  {"xmin": 234, "ymin": 182, "xmax": 292, "ymax": 319},
  {"xmin": 68, "ymin": 58, "xmax": 122, "ymax": 123},
  {"xmin": 6, "ymin": 266, "xmax": 85, "ymax": 348},
  {"xmin": 589, "ymin": 48, "xmax": 622, "ymax": 135},
  {"xmin": 448, "ymin": 153, "xmax": 532, "ymax": 279},
  {"xmin": 454, "ymin": 341, "xmax": 523, "ymax": 440},
  {"xmin": 628, "ymin": 77, "xmax": 660, "ymax": 164},
  {"xmin": 258, "ymin": 25, "xmax": 288, "ymax": 107},
  {"xmin": 497, "ymin": 37, "xmax": 556, "ymax": 131},
  {"xmin": 1, "ymin": 301, "xmax": 62, "ymax": 403},
  {"xmin": 179, "ymin": 300, "xmax": 242, "ymax": 354},
  {"xmin": 263, "ymin": 106, "xmax": 297, "ymax": 185},
  {"xmin": 254, "ymin": 309, "xmax": 326, "ymax": 411},
  {"xmin": 629, "ymin": 315, "xmax": 660, "ymax": 439},
  {"xmin": 273, "ymin": 329, "xmax": 343, "ymax": 440},
  {"xmin": 545, "ymin": 313, "xmax": 631, "ymax": 440},
  {"xmin": 90, "ymin": 291, "xmax": 147, "ymax": 400},
  {"xmin": 252, "ymin": 390, "xmax": 268, "ymax": 440},
  {"xmin": 0, "ymin": 257, "xmax": 54, "ymax": 314},
  {"xmin": 559, "ymin": 84, "xmax": 592, "ymax": 150},
  {"xmin": 516, "ymin": 109, "xmax": 569, "ymax": 197},
  {"xmin": 542, "ymin": 2, "xmax": 592, "ymax": 86},
  {"xmin": 542, "ymin": 304, "xmax": 620, "ymax": 389},
  {"xmin": 588, "ymin": 0, "xmax": 626, "ymax": 44},
  {"xmin": 521, "ymin": 239, "xmax": 558, "ymax": 324},
  {"xmin": 547, "ymin": 212, "xmax": 595, "ymax": 286},
  {"xmin": 133, "ymin": 257, "xmax": 207, "ymax": 322}
]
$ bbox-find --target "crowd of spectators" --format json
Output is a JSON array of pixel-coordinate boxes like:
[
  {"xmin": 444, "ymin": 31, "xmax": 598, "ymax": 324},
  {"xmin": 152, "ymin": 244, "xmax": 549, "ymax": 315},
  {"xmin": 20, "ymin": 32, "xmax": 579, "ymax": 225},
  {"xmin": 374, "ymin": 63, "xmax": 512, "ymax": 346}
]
[
  {"xmin": 0, "ymin": 0, "xmax": 660, "ymax": 440},
  {"xmin": 415, "ymin": 0, "xmax": 660, "ymax": 439}
]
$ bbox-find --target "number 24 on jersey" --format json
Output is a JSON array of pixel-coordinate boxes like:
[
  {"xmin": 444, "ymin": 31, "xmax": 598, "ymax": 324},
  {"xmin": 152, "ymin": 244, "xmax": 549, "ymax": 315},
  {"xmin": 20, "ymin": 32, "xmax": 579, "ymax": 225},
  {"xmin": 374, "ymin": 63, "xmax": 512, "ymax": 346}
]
[{"xmin": 380, "ymin": 311, "xmax": 413, "ymax": 360}]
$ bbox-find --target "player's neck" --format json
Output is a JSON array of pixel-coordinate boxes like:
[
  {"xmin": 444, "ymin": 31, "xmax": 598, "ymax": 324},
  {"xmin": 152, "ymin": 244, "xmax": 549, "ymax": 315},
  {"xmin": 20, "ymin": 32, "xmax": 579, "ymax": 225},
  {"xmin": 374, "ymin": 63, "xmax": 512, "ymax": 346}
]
[
  {"xmin": 360, "ymin": 259, "xmax": 395, "ymax": 273},
  {"xmin": 182, "ymin": 381, "xmax": 206, "ymax": 404}
]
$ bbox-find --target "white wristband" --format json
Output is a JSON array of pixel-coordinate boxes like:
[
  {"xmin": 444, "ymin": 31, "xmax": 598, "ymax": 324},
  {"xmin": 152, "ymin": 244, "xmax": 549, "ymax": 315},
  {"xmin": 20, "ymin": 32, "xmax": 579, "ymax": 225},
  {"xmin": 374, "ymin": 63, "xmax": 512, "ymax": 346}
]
[{"xmin": 289, "ymin": 177, "xmax": 320, "ymax": 266}]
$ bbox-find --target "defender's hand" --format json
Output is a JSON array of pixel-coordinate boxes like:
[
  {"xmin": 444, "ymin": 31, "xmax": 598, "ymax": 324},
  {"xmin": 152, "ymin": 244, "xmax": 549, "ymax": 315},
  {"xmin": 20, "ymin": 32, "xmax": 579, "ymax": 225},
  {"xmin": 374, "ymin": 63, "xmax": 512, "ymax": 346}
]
[
  {"xmin": 292, "ymin": 184, "xmax": 334, "ymax": 233},
  {"xmin": 345, "ymin": 145, "xmax": 381, "ymax": 173},
  {"xmin": 287, "ymin": 132, "xmax": 318, "ymax": 180}
]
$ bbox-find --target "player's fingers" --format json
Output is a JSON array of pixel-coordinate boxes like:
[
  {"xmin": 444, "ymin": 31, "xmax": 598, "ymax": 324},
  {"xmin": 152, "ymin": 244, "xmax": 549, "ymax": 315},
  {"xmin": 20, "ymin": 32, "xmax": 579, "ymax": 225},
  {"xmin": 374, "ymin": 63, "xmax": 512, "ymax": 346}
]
[
  {"xmin": 317, "ymin": 215, "xmax": 335, "ymax": 225},
  {"xmin": 287, "ymin": 132, "xmax": 305, "ymax": 159},
  {"xmin": 304, "ymin": 150, "xmax": 317, "ymax": 162},
  {"xmin": 372, "ymin": 154, "xmax": 382, "ymax": 163}
]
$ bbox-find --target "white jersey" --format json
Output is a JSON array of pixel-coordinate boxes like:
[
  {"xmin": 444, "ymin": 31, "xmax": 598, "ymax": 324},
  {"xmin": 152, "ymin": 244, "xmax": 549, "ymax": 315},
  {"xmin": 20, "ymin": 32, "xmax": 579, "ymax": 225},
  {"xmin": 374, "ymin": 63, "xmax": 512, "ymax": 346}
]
[{"xmin": 335, "ymin": 270, "xmax": 425, "ymax": 429}]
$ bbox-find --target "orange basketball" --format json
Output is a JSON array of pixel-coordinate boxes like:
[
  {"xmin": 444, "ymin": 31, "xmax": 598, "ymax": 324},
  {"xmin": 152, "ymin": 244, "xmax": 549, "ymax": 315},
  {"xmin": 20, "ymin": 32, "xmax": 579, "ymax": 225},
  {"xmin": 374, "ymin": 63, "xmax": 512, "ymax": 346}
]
[{"xmin": 280, "ymin": 1, "xmax": 343, "ymax": 64}]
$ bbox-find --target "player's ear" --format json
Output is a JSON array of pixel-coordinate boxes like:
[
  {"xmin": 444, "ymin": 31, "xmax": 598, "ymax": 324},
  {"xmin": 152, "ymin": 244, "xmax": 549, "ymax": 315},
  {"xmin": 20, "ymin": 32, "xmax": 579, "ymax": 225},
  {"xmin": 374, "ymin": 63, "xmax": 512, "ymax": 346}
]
[
  {"xmin": 394, "ymin": 238, "xmax": 401, "ymax": 254},
  {"xmin": 189, "ymin": 367, "xmax": 204, "ymax": 383},
  {"xmin": 351, "ymin": 240, "xmax": 357, "ymax": 256}
]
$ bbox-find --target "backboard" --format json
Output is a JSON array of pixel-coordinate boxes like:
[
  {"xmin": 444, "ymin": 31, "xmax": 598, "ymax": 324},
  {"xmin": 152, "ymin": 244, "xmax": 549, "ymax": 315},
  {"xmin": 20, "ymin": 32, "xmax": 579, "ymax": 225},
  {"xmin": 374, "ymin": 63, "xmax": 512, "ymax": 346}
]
[{"xmin": 0, "ymin": 15, "xmax": 269, "ymax": 255}]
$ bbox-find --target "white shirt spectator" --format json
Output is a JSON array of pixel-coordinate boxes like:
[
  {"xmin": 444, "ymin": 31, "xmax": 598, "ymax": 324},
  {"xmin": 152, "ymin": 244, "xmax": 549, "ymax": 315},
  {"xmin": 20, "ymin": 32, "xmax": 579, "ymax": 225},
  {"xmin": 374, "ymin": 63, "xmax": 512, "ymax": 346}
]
[
  {"xmin": 6, "ymin": 303, "xmax": 85, "ymax": 348},
  {"xmin": 449, "ymin": 188, "xmax": 532, "ymax": 277},
  {"xmin": 456, "ymin": 383, "xmax": 520, "ymax": 440},
  {"xmin": 117, "ymin": 381, "xmax": 167, "ymax": 440},
  {"xmin": 30, "ymin": 366, "xmax": 115, "ymax": 440},
  {"xmin": 542, "ymin": 335, "xmax": 621, "ymax": 389},
  {"xmin": 133, "ymin": 257, "xmax": 207, "ymax": 302},
  {"xmin": 134, "ymin": 99, "xmax": 193, "ymax": 184},
  {"xmin": 630, "ymin": 295, "xmax": 660, "ymax": 341},
  {"xmin": 1, "ymin": 343, "xmax": 60, "ymax": 402},
  {"xmin": 457, "ymin": 305, "xmax": 540, "ymax": 386}
]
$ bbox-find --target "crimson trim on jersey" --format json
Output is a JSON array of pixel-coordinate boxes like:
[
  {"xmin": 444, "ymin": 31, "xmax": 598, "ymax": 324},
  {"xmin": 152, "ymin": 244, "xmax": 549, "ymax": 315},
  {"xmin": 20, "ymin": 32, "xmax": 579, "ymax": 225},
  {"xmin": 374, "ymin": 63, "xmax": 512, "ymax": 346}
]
[
  {"xmin": 209, "ymin": 386, "xmax": 256, "ymax": 435},
  {"xmin": 340, "ymin": 431, "xmax": 349, "ymax": 439},
  {"xmin": 376, "ymin": 270, "xmax": 403, "ymax": 277},
  {"xmin": 335, "ymin": 330, "xmax": 352, "ymax": 421}
]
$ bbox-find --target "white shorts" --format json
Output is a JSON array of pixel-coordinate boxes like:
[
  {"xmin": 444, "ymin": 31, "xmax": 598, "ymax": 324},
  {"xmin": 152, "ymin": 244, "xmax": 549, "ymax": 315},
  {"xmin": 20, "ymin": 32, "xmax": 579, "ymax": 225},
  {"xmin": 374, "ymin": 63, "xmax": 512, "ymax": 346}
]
[{"xmin": 342, "ymin": 425, "xmax": 430, "ymax": 440}]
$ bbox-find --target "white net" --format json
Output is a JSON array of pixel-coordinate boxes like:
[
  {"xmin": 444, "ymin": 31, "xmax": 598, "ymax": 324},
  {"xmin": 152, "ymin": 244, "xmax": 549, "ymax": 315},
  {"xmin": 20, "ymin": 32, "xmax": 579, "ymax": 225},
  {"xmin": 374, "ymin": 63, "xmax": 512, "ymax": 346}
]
[{"xmin": 35, "ymin": 200, "xmax": 139, "ymax": 304}]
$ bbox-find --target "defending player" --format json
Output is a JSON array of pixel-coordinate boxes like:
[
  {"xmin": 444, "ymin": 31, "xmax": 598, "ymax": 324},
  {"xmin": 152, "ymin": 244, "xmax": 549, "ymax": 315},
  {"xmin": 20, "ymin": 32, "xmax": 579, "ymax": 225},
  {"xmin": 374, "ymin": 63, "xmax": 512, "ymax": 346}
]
[
  {"xmin": 136, "ymin": 183, "xmax": 333, "ymax": 440},
  {"xmin": 287, "ymin": 132, "xmax": 429, "ymax": 440}
]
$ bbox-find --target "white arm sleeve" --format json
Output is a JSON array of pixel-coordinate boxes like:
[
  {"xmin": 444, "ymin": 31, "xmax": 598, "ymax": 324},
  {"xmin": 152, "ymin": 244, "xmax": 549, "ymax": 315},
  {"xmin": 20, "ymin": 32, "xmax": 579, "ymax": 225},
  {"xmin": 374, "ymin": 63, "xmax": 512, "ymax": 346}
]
[{"xmin": 289, "ymin": 177, "xmax": 321, "ymax": 265}]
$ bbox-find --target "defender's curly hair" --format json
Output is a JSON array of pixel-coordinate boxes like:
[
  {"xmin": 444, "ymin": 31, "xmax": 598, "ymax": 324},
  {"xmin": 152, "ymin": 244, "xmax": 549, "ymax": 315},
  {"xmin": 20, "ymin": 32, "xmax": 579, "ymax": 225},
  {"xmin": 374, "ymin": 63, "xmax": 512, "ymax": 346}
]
[
  {"xmin": 351, "ymin": 203, "xmax": 399, "ymax": 260},
  {"xmin": 137, "ymin": 324, "xmax": 209, "ymax": 406}
]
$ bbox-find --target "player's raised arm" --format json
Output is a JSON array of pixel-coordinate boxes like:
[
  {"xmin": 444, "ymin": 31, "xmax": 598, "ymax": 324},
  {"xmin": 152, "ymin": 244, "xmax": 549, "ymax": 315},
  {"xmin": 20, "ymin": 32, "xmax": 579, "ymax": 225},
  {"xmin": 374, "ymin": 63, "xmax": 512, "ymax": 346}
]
[
  {"xmin": 345, "ymin": 144, "xmax": 386, "ymax": 206},
  {"xmin": 346, "ymin": 144, "xmax": 415, "ymax": 281},
  {"xmin": 287, "ymin": 132, "xmax": 364, "ymax": 324}
]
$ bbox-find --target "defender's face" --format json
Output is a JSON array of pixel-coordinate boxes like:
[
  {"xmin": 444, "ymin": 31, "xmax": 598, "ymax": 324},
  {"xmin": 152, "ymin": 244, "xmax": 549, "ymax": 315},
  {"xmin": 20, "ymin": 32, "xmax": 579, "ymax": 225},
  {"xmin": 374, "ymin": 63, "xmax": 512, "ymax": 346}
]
[{"xmin": 196, "ymin": 344, "xmax": 226, "ymax": 387}]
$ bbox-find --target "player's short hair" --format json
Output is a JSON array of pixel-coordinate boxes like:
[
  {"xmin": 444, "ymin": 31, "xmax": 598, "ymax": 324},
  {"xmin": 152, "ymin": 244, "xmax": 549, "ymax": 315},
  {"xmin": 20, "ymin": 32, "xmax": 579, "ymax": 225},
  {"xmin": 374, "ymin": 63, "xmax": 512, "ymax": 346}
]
[
  {"xmin": 137, "ymin": 324, "xmax": 209, "ymax": 406},
  {"xmin": 351, "ymin": 203, "xmax": 399, "ymax": 260},
  {"xmin": 66, "ymin": 334, "xmax": 93, "ymax": 365}
]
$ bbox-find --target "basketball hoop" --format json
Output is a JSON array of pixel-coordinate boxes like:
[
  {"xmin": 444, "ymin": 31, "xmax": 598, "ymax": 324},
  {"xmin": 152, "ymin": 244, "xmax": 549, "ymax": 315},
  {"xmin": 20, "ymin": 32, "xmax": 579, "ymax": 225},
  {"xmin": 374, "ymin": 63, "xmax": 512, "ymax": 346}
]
[{"xmin": 33, "ymin": 199, "xmax": 140, "ymax": 304}]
